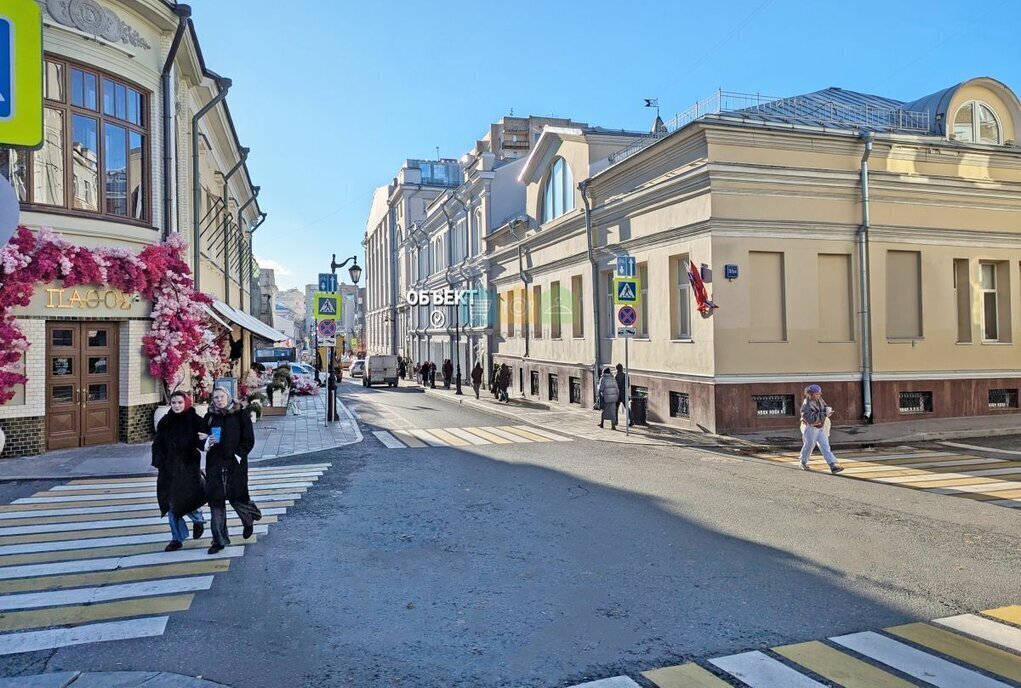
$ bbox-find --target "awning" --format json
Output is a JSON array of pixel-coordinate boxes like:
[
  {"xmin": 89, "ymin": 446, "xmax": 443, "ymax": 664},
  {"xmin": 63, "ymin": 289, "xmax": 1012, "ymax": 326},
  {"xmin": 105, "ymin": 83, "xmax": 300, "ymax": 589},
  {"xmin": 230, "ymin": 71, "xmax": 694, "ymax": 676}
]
[
  {"xmin": 210, "ymin": 300, "xmax": 288, "ymax": 342},
  {"xmin": 202, "ymin": 304, "xmax": 233, "ymax": 330}
]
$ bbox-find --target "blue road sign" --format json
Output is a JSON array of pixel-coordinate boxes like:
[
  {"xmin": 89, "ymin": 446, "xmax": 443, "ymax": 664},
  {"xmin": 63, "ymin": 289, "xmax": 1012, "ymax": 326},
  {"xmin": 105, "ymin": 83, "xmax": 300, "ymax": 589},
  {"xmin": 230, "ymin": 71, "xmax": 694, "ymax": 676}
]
[
  {"xmin": 618, "ymin": 305, "xmax": 637, "ymax": 326},
  {"xmin": 725, "ymin": 264, "xmax": 739, "ymax": 280},
  {"xmin": 616, "ymin": 256, "xmax": 636, "ymax": 278},
  {"xmin": 0, "ymin": 20, "xmax": 11, "ymax": 120},
  {"xmin": 318, "ymin": 272, "xmax": 337, "ymax": 293}
]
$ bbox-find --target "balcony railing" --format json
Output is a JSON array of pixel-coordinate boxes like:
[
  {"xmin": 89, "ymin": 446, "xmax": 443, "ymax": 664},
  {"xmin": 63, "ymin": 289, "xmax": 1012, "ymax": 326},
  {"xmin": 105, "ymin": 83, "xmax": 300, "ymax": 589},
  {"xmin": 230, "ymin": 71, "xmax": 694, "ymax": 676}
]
[{"xmin": 609, "ymin": 89, "xmax": 931, "ymax": 164}]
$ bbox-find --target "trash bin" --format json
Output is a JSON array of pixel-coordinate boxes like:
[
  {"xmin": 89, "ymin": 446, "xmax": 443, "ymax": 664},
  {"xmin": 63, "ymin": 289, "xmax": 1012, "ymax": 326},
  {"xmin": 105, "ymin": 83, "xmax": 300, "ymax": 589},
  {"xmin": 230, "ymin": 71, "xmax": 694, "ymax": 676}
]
[{"xmin": 630, "ymin": 396, "xmax": 648, "ymax": 426}]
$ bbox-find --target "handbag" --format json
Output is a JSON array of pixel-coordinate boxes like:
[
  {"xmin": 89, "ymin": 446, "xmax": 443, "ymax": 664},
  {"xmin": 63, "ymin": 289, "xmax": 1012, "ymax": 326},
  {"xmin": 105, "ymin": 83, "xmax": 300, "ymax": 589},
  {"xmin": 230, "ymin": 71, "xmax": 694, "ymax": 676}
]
[{"xmin": 597, "ymin": 392, "xmax": 605, "ymax": 410}]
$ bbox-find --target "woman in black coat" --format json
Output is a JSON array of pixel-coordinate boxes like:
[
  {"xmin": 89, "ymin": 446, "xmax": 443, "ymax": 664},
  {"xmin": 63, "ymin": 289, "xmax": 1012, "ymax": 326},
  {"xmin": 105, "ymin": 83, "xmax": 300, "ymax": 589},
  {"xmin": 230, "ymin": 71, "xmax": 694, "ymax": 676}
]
[
  {"xmin": 201, "ymin": 386, "xmax": 262, "ymax": 554},
  {"xmin": 151, "ymin": 391, "xmax": 206, "ymax": 551}
]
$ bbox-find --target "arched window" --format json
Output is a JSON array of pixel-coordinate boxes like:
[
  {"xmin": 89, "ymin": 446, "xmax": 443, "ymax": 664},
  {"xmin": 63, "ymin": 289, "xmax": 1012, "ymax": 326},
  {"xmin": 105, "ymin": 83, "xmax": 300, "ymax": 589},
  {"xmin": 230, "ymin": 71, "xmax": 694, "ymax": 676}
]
[
  {"xmin": 953, "ymin": 101, "xmax": 1001, "ymax": 144},
  {"xmin": 541, "ymin": 157, "xmax": 575, "ymax": 224}
]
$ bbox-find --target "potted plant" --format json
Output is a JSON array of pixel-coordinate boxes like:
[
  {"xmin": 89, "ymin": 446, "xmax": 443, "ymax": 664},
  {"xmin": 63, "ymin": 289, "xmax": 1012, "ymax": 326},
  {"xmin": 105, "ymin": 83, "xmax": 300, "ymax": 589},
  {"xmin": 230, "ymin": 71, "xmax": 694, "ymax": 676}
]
[
  {"xmin": 263, "ymin": 365, "xmax": 292, "ymax": 417},
  {"xmin": 247, "ymin": 388, "xmax": 267, "ymax": 423}
]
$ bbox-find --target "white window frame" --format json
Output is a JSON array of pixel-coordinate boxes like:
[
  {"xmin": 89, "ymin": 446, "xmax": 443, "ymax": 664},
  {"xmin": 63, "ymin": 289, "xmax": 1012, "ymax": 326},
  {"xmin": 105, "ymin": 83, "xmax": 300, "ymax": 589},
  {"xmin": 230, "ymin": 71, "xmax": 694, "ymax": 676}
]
[
  {"xmin": 980, "ymin": 262, "xmax": 999, "ymax": 341},
  {"xmin": 952, "ymin": 101, "xmax": 1002, "ymax": 145},
  {"xmin": 675, "ymin": 258, "xmax": 691, "ymax": 340}
]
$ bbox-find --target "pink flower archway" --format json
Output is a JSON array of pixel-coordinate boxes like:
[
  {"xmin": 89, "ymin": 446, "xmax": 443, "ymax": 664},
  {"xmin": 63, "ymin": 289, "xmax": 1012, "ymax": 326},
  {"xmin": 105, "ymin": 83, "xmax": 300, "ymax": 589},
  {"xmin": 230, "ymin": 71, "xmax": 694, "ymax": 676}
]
[{"xmin": 0, "ymin": 225, "xmax": 224, "ymax": 404}]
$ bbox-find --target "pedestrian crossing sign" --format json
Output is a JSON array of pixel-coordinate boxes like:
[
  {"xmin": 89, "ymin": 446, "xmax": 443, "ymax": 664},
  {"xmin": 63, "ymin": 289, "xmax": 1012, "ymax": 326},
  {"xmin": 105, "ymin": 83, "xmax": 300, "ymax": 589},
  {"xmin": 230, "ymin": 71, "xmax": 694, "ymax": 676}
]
[
  {"xmin": 613, "ymin": 277, "xmax": 640, "ymax": 306},
  {"xmin": 314, "ymin": 292, "xmax": 341, "ymax": 320}
]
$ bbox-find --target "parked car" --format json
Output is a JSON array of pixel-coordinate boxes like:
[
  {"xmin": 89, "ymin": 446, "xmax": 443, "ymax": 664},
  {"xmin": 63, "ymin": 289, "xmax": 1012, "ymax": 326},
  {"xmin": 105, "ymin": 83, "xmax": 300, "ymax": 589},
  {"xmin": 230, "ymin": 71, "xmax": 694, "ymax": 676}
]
[
  {"xmin": 350, "ymin": 360, "xmax": 365, "ymax": 378},
  {"xmin": 364, "ymin": 355, "xmax": 399, "ymax": 387},
  {"xmin": 288, "ymin": 362, "xmax": 317, "ymax": 384}
]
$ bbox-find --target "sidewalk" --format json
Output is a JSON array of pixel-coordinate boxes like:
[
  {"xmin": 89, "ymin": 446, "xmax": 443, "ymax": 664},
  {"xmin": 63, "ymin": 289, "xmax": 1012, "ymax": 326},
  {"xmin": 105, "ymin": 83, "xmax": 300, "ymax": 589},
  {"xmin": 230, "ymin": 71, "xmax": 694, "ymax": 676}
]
[
  {"xmin": 0, "ymin": 391, "xmax": 360, "ymax": 481},
  {"xmin": 0, "ymin": 673, "xmax": 228, "ymax": 687},
  {"xmin": 412, "ymin": 381, "xmax": 749, "ymax": 449}
]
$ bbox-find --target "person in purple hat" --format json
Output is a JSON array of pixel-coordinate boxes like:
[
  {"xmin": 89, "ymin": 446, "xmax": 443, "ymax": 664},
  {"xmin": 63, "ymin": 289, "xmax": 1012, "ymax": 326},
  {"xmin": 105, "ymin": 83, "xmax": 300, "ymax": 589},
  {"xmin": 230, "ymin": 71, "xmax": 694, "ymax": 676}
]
[{"xmin": 799, "ymin": 384, "xmax": 843, "ymax": 474}]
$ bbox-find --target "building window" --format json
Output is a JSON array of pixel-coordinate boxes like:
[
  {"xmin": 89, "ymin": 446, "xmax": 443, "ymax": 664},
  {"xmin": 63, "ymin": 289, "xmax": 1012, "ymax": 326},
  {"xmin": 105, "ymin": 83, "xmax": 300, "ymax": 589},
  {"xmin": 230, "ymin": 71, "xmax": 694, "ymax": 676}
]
[
  {"xmin": 551, "ymin": 281, "xmax": 562, "ymax": 338},
  {"xmin": 3, "ymin": 56, "xmax": 150, "ymax": 222},
  {"xmin": 505, "ymin": 290, "xmax": 514, "ymax": 338},
  {"xmin": 673, "ymin": 256, "xmax": 691, "ymax": 339},
  {"xmin": 750, "ymin": 252, "xmax": 787, "ymax": 341},
  {"xmin": 548, "ymin": 373, "xmax": 559, "ymax": 401},
  {"xmin": 980, "ymin": 263, "xmax": 999, "ymax": 341},
  {"xmin": 899, "ymin": 391, "xmax": 933, "ymax": 414},
  {"xmin": 571, "ymin": 275, "xmax": 584, "ymax": 338},
  {"xmin": 569, "ymin": 376, "xmax": 582, "ymax": 405},
  {"xmin": 541, "ymin": 157, "xmax": 575, "ymax": 224},
  {"xmin": 532, "ymin": 285, "xmax": 542, "ymax": 338},
  {"xmin": 953, "ymin": 101, "xmax": 1001, "ymax": 144},
  {"xmin": 989, "ymin": 389, "xmax": 1019, "ymax": 409},
  {"xmin": 954, "ymin": 259, "xmax": 972, "ymax": 343},
  {"xmin": 637, "ymin": 263, "xmax": 649, "ymax": 337},
  {"xmin": 670, "ymin": 391, "xmax": 690, "ymax": 419},
  {"xmin": 753, "ymin": 394, "xmax": 796, "ymax": 417},
  {"xmin": 530, "ymin": 370, "xmax": 539, "ymax": 396},
  {"xmin": 886, "ymin": 251, "xmax": 923, "ymax": 339}
]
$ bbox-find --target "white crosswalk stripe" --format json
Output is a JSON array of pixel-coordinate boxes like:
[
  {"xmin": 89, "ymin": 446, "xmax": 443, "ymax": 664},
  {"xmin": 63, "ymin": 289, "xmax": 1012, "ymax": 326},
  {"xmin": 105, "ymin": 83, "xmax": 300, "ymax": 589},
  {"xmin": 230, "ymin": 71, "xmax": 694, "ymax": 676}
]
[
  {"xmin": 709, "ymin": 650, "xmax": 827, "ymax": 687},
  {"xmin": 371, "ymin": 425, "xmax": 573, "ymax": 450},
  {"xmin": 933, "ymin": 613, "xmax": 1021, "ymax": 652},
  {"xmin": 0, "ymin": 463, "xmax": 329, "ymax": 656}
]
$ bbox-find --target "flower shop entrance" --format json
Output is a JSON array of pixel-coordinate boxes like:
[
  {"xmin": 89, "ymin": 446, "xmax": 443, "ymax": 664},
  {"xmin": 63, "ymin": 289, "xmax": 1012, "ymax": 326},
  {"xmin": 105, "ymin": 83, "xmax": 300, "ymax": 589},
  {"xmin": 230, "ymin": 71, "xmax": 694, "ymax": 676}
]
[{"xmin": 45, "ymin": 322, "xmax": 119, "ymax": 450}]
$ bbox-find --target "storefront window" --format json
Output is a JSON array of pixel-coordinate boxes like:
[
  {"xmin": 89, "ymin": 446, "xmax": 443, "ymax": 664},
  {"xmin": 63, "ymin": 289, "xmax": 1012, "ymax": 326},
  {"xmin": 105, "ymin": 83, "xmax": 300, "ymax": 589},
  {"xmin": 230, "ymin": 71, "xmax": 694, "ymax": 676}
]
[{"xmin": 2, "ymin": 56, "xmax": 150, "ymax": 223}]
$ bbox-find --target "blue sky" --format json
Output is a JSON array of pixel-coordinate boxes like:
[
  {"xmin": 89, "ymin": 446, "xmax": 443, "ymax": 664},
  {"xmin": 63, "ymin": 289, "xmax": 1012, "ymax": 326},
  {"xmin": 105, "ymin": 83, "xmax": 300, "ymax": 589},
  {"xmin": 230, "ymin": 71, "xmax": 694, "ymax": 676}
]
[{"xmin": 190, "ymin": 0, "xmax": 1020, "ymax": 291}]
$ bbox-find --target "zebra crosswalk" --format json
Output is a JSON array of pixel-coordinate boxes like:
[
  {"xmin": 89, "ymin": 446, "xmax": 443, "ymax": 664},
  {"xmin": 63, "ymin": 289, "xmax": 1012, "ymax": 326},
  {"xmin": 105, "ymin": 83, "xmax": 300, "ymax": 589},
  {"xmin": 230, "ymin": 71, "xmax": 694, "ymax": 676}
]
[
  {"xmin": 760, "ymin": 447, "xmax": 1021, "ymax": 510},
  {"xmin": 0, "ymin": 462, "xmax": 329, "ymax": 656},
  {"xmin": 572, "ymin": 604, "xmax": 1021, "ymax": 687},
  {"xmin": 371, "ymin": 424, "xmax": 572, "ymax": 449}
]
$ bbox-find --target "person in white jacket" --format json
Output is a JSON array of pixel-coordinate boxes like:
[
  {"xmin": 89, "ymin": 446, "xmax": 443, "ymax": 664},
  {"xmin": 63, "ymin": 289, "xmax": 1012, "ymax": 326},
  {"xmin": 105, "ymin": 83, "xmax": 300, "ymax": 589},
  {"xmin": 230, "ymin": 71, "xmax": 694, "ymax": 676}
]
[
  {"xmin": 799, "ymin": 384, "xmax": 844, "ymax": 474},
  {"xmin": 598, "ymin": 368, "xmax": 620, "ymax": 430}
]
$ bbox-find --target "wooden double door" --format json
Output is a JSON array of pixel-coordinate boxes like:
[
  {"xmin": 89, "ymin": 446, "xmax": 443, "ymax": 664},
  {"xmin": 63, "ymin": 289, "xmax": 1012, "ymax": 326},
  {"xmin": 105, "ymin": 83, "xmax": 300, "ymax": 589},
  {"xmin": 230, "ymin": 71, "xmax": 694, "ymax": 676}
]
[{"xmin": 46, "ymin": 322, "xmax": 119, "ymax": 450}]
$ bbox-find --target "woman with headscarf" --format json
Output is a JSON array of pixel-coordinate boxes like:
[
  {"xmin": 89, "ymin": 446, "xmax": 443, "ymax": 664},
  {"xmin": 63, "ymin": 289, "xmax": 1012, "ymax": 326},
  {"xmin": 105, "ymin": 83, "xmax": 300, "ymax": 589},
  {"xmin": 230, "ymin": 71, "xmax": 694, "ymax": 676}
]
[
  {"xmin": 597, "ymin": 368, "xmax": 620, "ymax": 430},
  {"xmin": 201, "ymin": 386, "xmax": 262, "ymax": 554},
  {"xmin": 151, "ymin": 391, "xmax": 207, "ymax": 551}
]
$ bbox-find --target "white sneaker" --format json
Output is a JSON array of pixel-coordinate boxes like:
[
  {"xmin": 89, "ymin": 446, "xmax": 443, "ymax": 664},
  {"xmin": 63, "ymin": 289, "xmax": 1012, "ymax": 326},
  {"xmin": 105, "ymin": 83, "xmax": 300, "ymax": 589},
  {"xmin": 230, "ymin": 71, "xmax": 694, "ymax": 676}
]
[{"xmin": 800, "ymin": 461, "xmax": 810, "ymax": 470}]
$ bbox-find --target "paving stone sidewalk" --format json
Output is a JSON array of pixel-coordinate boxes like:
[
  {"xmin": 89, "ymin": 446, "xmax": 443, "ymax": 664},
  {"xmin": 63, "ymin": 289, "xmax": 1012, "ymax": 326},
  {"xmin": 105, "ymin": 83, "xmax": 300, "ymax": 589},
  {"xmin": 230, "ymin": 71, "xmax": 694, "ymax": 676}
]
[
  {"xmin": 0, "ymin": 672, "xmax": 229, "ymax": 687},
  {"xmin": 0, "ymin": 390, "xmax": 360, "ymax": 481}
]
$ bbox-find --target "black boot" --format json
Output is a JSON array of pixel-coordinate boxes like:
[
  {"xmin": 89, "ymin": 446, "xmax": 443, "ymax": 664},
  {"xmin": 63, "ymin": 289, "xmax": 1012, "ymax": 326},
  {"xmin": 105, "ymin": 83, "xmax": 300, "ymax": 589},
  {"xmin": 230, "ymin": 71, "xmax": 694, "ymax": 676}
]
[
  {"xmin": 192, "ymin": 522, "xmax": 204, "ymax": 540},
  {"xmin": 165, "ymin": 540, "xmax": 182, "ymax": 552}
]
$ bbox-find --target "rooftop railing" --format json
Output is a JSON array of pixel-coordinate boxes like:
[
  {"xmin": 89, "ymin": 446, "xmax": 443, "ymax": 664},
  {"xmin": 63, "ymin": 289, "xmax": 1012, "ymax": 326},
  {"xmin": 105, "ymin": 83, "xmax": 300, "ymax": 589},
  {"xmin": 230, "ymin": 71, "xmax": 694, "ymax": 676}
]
[{"xmin": 608, "ymin": 89, "xmax": 931, "ymax": 164}]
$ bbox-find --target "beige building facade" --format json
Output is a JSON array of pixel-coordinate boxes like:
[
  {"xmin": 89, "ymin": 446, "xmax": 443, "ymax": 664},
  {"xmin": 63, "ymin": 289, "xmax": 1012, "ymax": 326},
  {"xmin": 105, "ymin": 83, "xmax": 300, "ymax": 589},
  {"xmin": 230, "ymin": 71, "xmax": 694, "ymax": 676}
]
[
  {"xmin": 0, "ymin": 1, "xmax": 266, "ymax": 458},
  {"xmin": 486, "ymin": 79, "xmax": 1021, "ymax": 433}
]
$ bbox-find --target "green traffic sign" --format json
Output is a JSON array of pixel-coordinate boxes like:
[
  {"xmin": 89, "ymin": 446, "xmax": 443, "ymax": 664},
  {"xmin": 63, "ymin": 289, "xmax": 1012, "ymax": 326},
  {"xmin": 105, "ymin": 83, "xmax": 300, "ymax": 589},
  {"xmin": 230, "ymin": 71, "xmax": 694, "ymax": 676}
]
[
  {"xmin": 314, "ymin": 292, "xmax": 342, "ymax": 320},
  {"xmin": 613, "ymin": 277, "xmax": 640, "ymax": 306},
  {"xmin": 0, "ymin": 0, "xmax": 43, "ymax": 148}
]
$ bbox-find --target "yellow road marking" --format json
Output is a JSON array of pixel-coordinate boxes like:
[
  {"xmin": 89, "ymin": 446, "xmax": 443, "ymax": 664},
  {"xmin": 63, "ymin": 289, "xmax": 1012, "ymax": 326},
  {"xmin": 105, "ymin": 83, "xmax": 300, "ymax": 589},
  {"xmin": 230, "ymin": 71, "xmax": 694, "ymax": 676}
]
[
  {"xmin": 0, "ymin": 502, "xmax": 294, "ymax": 527},
  {"xmin": 0, "ymin": 516, "xmax": 277, "ymax": 545},
  {"xmin": 0, "ymin": 559, "xmax": 230, "ymax": 594},
  {"xmin": 774, "ymin": 640, "xmax": 916, "ymax": 688},
  {"xmin": 497, "ymin": 426, "xmax": 552, "ymax": 442},
  {"xmin": 887, "ymin": 622, "xmax": 1021, "ymax": 682},
  {"xmin": 66, "ymin": 465, "xmax": 330, "ymax": 484},
  {"xmin": 0, "ymin": 536, "xmax": 258, "ymax": 568},
  {"xmin": 458, "ymin": 427, "xmax": 512, "ymax": 444},
  {"xmin": 424, "ymin": 429, "xmax": 470, "ymax": 447},
  {"xmin": 902, "ymin": 476, "xmax": 1003, "ymax": 489},
  {"xmin": 0, "ymin": 593, "xmax": 194, "ymax": 632},
  {"xmin": 391, "ymin": 430, "xmax": 426, "ymax": 448},
  {"xmin": 946, "ymin": 488, "xmax": 1021, "ymax": 501},
  {"xmin": 642, "ymin": 662, "xmax": 731, "ymax": 687},
  {"xmin": 984, "ymin": 605, "xmax": 1021, "ymax": 626},
  {"xmin": 0, "ymin": 497, "xmax": 158, "ymax": 511}
]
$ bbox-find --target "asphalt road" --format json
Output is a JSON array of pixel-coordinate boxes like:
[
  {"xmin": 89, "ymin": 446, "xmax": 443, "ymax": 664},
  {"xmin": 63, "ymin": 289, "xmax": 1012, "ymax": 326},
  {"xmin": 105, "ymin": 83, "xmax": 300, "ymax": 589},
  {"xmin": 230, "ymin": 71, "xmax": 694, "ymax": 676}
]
[{"xmin": 1, "ymin": 384, "xmax": 1020, "ymax": 687}]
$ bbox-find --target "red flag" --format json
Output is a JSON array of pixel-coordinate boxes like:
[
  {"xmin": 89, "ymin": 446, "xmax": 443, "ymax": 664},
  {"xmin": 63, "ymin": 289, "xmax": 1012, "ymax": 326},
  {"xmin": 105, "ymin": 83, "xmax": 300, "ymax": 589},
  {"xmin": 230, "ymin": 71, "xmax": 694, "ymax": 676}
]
[{"xmin": 687, "ymin": 261, "xmax": 718, "ymax": 317}]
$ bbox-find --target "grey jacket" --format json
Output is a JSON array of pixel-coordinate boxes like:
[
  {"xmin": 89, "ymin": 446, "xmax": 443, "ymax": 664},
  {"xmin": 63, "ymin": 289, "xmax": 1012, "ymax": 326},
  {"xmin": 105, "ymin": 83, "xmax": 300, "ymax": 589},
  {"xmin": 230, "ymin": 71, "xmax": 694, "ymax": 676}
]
[
  {"xmin": 598, "ymin": 374, "xmax": 619, "ymax": 404},
  {"xmin": 800, "ymin": 398, "xmax": 828, "ymax": 426}
]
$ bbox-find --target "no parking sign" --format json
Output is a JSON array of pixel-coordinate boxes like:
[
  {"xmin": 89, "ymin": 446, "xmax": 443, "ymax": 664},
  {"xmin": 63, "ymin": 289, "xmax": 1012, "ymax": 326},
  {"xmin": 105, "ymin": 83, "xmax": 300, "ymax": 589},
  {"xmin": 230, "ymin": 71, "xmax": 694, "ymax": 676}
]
[{"xmin": 617, "ymin": 306, "xmax": 637, "ymax": 326}]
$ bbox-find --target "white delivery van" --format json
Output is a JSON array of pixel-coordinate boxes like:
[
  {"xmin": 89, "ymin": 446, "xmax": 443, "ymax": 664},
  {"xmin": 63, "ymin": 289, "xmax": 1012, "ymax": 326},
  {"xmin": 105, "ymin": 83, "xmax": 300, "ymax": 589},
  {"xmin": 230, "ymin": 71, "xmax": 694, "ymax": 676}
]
[{"xmin": 364, "ymin": 355, "xmax": 399, "ymax": 387}]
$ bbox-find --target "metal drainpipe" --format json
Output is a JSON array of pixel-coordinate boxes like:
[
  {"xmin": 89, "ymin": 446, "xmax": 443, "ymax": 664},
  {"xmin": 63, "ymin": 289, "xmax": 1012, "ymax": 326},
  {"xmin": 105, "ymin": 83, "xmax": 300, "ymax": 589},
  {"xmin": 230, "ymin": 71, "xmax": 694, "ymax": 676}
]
[
  {"xmin": 236, "ymin": 187, "xmax": 260, "ymax": 311},
  {"xmin": 440, "ymin": 200, "xmax": 462, "ymax": 391},
  {"xmin": 220, "ymin": 149, "xmax": 249, "ymax": 307},
  {"xmin": 579, "ymin": 179, "xmax": 600, "ymax": 405},
  {"xmin": 507, "ymin": 219, "xmax": 528, "ymax": 360},
  {"xmin": 160, "ymin": 5, "xmax": 191, "ymax": 239},
  {"xmin": 191, "ymin": 77, "xmax": 232, "ymax": 294},
  {"xmin": 451, "ymin": 191, "xmax": 474, "ymax": 364},
  {"xmin": 858, "ymin": 132, "xmax": 875, "ymax": 422}
]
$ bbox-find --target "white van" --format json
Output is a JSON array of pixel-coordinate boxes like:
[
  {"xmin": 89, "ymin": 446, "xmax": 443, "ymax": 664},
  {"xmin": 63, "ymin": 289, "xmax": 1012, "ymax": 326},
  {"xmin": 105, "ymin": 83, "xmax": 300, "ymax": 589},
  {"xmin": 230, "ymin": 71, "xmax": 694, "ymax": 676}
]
[{"xmin": 364, "ymin": 355, "xmax": 399, "ymax": 387}]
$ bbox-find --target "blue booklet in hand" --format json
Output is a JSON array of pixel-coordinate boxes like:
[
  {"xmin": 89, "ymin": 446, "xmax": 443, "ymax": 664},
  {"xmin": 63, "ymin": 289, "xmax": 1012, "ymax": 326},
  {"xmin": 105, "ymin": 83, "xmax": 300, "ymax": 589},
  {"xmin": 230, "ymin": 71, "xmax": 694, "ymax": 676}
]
[{"xmin": 210, "ymin": 427, "xmax": 222, "ymax": 442}]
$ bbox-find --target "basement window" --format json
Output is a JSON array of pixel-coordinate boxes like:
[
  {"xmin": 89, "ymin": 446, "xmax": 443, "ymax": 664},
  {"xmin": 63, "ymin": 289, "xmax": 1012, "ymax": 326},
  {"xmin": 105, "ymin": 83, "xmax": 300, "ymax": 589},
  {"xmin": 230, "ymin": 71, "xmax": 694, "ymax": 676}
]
[
  {"xmin": 898, "ymin": 391, "xmax": 933, "ymax": 414},
  {"xmin": 569, "ymin": 377, "xmax": 582, "ymax": 405},
  {"xmin": 753, "ymin": 394, "xmax": 795, "ymax": 417},
  {"xmin": 988, "ymin": 388, "xmax": 1019, "ymax": 409},
  {"xmin": 670, "ymin": 392, "xmax": 690, "ymax": 419}
]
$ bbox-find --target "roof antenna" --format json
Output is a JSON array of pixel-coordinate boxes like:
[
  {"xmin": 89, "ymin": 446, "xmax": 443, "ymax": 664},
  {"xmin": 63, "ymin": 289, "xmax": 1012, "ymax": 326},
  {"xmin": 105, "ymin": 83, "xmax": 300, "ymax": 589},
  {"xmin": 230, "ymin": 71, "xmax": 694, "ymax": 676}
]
[
  {"xmin": 509, "ymin": 106, "xmax": 514, "ymax": 116},
  {"xmin": 435, "ymin": 146, "xmax": 440, "ymax": 160}
]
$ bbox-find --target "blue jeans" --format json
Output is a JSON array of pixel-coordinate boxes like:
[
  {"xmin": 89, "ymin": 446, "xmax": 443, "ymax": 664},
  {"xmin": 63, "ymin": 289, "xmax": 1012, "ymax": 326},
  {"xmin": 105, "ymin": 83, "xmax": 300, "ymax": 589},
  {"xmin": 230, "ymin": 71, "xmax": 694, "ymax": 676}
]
[
  {"xmin": 167, "ymin": 509, "xmax": 205, "ymax": 542},
  {"xmin": 800, "ymin": 425, "xmax": 837, "ymax": 466}
]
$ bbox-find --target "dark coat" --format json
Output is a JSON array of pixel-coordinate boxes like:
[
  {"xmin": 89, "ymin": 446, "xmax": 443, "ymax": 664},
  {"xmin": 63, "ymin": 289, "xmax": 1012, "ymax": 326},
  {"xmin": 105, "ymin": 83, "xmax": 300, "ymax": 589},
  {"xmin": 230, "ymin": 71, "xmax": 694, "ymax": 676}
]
[
  {"xmin": 497, "ymin": 367, "xmax": 511, "ymax": 390},
  {"xmin": 202, "ymin": 403, "xmax": 255, "ymax": 503},
  {"xmin": 470, "ymin": 366, "xmax": 483, "ymax": 385},
  {"xmin": 151, "ymin": 408, "xmax": 206, "ymax": 518},
  {"xmin": 442, "ymin": 361, "xmax": 453, "ymax": 378},
  {"xmin": 615, "ymin": 370, "xmax": 626, "ymax": 401}
]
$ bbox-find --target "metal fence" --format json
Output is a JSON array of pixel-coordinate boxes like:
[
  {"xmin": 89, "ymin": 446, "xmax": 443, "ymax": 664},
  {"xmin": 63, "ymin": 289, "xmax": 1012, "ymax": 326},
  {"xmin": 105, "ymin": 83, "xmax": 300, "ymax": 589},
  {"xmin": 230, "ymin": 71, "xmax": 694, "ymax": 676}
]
[{"xmin": 609, "ymin": 89, "xmax": 931, "ymax": 165}]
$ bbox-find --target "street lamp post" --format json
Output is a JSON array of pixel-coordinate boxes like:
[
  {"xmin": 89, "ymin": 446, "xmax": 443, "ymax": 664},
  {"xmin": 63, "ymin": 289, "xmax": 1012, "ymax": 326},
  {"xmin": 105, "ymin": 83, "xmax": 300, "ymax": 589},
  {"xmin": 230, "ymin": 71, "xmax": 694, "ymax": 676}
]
[{"xmin": 326, "ymin": 253, "xmax": 361, "ymax": 423}]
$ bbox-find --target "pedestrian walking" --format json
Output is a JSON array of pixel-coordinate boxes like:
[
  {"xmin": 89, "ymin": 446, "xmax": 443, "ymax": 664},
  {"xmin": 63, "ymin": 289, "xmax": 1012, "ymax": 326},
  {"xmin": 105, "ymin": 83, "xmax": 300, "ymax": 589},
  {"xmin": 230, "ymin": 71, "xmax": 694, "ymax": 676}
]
[
  {"xmin": 151, "ymin": 391, "xmax": 206, "ymax": 552},
  {"xmin": 470, "ymin": 362, "xmax": 483, "ymax": 399},
  {"xmin": 398, "ymin": 358, "xmax": 407, "ymax": 380},
  {"xmin": 799, "ymin": 384, "xmax": 843, "ymax": 474},
  {"xmin": 201, "ymin": 387, "xmax": 262, "ymax": 554},
  {"xmin": 429, "ymin": 361, "xmax": 437, "ymax": 388},
  {"xmin": 442, "ymin": 359, "xmax": 453, "ymax": 389},
  {"xmin": 497, "ymin": 363, "xmax": 511, "ymax": 403},
  {"xmin": 598, "ymin": 368, "xmax": 620, "ymax": 429},
  {"xmin": 614, "ymin": 363, "xmax": 629, "ymax": 426},
  {"xmin": 491, "ymin": 364, "xmax": 500, "ymax": 398}
]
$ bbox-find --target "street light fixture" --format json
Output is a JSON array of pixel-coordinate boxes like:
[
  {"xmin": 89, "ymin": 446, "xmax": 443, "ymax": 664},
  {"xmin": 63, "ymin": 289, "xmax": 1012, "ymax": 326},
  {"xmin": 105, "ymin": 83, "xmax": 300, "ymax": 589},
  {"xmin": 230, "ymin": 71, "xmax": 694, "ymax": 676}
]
[{"xmin": 325, "ymin": 253, "xmax": 361, "ymax": 423}]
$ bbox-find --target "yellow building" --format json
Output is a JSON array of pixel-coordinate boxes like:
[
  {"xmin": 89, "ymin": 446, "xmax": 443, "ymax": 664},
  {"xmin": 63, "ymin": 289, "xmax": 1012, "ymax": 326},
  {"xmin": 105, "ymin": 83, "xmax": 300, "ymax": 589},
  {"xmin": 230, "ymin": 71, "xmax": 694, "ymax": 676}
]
[
  {"xmin": 489, "ymin": 78, "xmax": 1021, "ymax": 433},
  {"xmin": 0, "ymin": 1, "xmax": 269, "ymax": 458}
]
